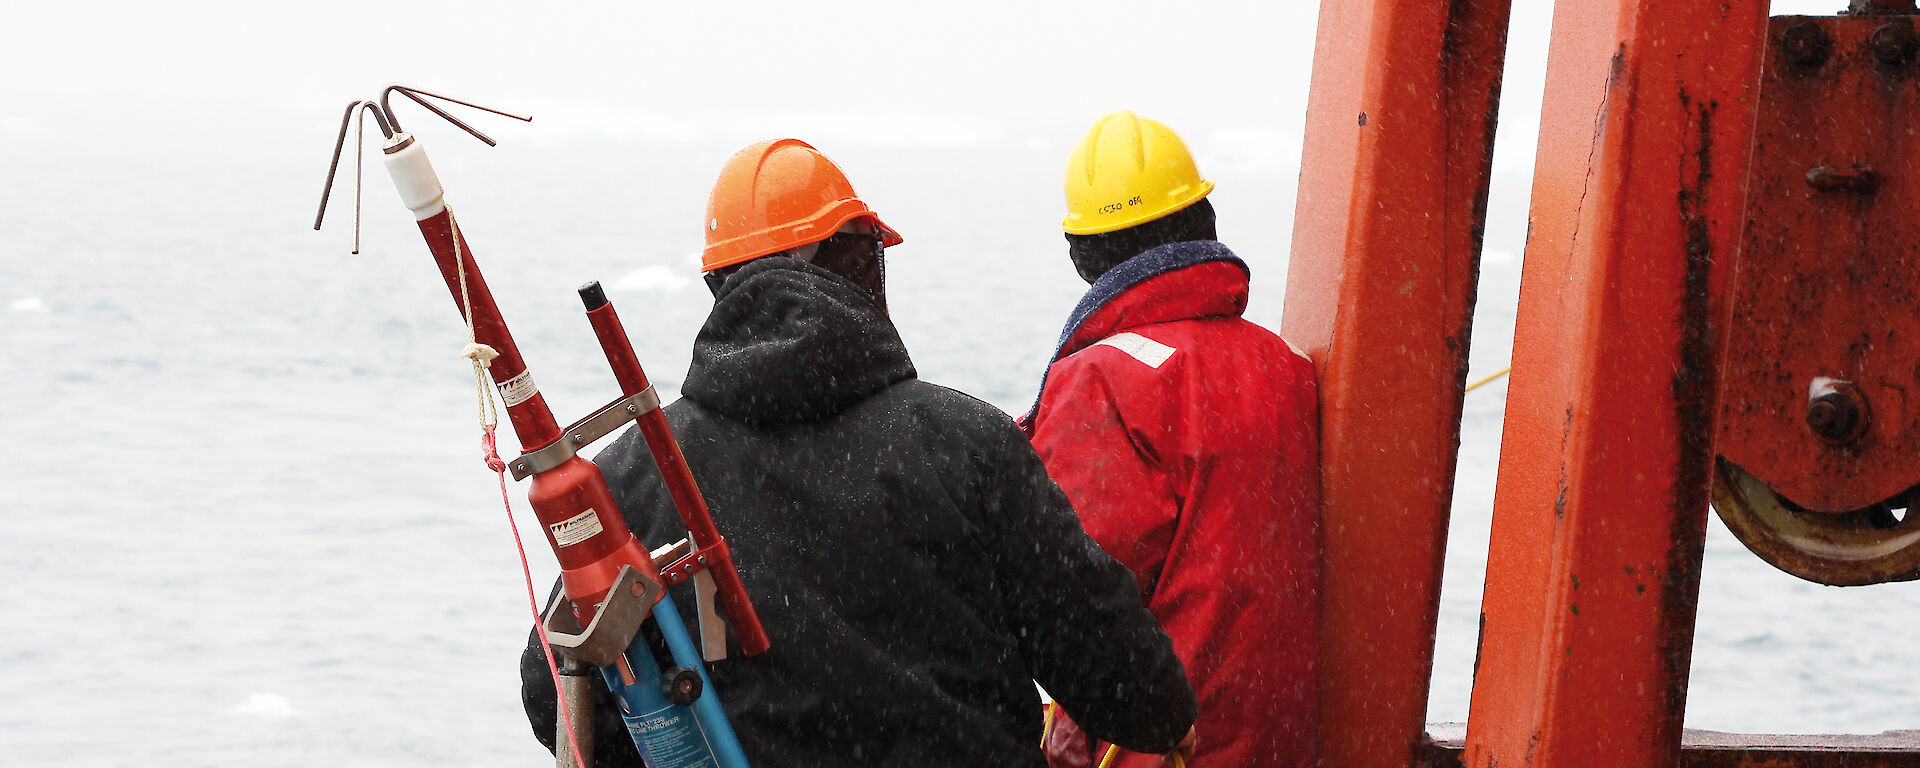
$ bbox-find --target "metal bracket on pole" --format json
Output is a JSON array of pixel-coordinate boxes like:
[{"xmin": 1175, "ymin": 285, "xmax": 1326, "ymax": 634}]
[
  {"xmin": 649, "ymin": 538, "xmax": 730, "ymax": 662},
  {"xmin": 511, "ymin": 388, "xmax": 661, "ymax": 481},
  {"xmin": 541, "ymin": 565, "xmax": 665, "ymax": 668}
]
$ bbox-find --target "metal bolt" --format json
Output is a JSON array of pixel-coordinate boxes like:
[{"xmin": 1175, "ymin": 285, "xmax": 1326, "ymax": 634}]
[
  {"xmin": 1807, "ymin": 398, "xmax": 1843, "ymax": 431},
  {"xmin": 662, "ymin": 667, "xmax": 703, "ymax": 705},
  {"xmin": 696, "ymin": 555, "xmax": 709, "ymax": 565},
  {"xmin": 1806, "ymin": 165, "xmax": 1879, "ymax": 192},
  {"xmin": 1807, "ymin": 386, "xmax": 1869, "ymax": 444},
  {"xmin": 1872, "ymin": 23, "xmax": 1918, "ymax": 68},
  {"xmin": 1781, "ymin": 22, "xmax": 1832, "ymax": 69},
  {"xmin": 626, "ymin": 404, "xmax": 638, "ymax": 413}
]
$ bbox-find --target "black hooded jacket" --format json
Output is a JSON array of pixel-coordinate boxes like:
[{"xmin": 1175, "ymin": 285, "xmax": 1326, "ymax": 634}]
[{"xmin": 521, "ymin": 258, "xmax": 1195, "ymax": 767}]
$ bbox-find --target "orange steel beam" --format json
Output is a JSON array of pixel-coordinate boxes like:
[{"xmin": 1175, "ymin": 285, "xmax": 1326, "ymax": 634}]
[
  {"xmin": 1282, "ymin": 1, "xmax": 1511, "ymax": 765},
  {"xmin": 1464, "ymin": 1, "xmax": 1769, "ymax": 767}
]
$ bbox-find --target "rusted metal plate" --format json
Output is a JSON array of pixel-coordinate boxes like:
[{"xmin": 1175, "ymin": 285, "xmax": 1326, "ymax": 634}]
[
  {"xmin": 1426, "ymin": 726, "xmax": 1920, "ymax": 767},
  {"xmin": 1282, "ymin": 0, "xmax": 1512, "ymax": 765},
  {"xmin": 1717, "ymin": 14, "xmax": 1920, "ymax": 514}
]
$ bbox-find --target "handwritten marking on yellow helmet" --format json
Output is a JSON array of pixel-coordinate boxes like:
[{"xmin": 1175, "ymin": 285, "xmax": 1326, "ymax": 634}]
[{"xmin": 1063, "ymin": 111, "xmax": 1214, "ymax": 235}]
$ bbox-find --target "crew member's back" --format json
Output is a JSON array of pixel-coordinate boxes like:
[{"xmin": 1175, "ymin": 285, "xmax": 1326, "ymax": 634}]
[
  {"xmin": 521, "ymin": 138, "xmax": 1198, "ymax": 767},
  {"xmin": 1028, "ymin": 112, "xmax": 1322, "ymax": 768}
]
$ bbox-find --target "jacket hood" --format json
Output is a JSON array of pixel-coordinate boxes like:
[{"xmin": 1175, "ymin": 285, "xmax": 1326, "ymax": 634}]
[
  {"xmin": 1021, "ymin": 240, "xmax": 1249, "ymax": 424},
  {"xmin": 684, "ymin": 256, "xmax": 916, "ymax": 426}
]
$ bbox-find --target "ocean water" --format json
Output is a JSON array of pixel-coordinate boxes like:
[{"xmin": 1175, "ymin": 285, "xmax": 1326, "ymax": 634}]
[{"xmin": 3, "ymin": 94, "xmax": 1915, "ymax": 768}]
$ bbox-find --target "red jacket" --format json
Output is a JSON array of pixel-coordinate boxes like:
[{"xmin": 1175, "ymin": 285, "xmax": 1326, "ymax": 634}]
[{"xmin": 1025, "ymin": 242, "xmax": 1321, "ymax": 768}]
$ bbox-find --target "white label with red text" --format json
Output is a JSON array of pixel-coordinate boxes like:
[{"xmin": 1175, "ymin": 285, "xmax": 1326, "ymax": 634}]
[
  {"xmin": 549, "ymin": 509, "xmax": 604, "ymax": 548},
  {"xmin": 497, "ymin": 370, "xmax": 538, "ymax": 407}
]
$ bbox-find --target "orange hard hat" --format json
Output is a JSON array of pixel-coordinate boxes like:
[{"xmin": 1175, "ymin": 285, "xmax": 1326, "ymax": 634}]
[{"xmin": 701, "ymin": 138, "xmax": 903, "ymax": 273}]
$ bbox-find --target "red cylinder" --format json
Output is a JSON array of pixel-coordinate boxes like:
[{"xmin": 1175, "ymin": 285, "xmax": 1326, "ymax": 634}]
[{"xmin": 528, "ymin": 457, "xmax": 662, "ymax": 624}]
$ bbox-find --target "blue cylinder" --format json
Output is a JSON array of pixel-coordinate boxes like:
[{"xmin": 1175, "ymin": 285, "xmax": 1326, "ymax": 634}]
[{"xmin": 599, "ymin": 593, "xmax": 750, "ymax": 768}]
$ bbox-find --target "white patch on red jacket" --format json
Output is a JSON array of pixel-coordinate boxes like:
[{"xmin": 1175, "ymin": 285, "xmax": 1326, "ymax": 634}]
[{"xmin": 1092, "ymin": 332, "xmax": 1176, "ymax": 369}]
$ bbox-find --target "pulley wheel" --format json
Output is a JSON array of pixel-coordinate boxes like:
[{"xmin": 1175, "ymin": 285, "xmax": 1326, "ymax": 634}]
[{"xmin": 1711, "ymin": 457, "xmax": 1920, "ymax": 586}]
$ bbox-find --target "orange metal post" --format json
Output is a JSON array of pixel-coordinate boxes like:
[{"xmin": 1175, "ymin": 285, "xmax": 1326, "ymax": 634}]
[
  {"xmin": 1463, "ymin": 2, "xmax": 1769, "ymax": 767},
  {"xmin": 1283, "ymin": 1, "xmax": 1511, "ymax": 765}
]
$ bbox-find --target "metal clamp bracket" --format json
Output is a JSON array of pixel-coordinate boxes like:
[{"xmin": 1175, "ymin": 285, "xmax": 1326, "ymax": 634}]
[
  {"xmin": 651, "ymin": 537, "xmax": 736, "ymax": 662},
  {"xmin": 660, "ymin": 537, "xmax": 731, "ymax": 587},
  {"xmin": 511, "ymin": 387, "xmax": 660, "ymax": 480},
  {"xmin": 541, "ymin": 565, "xmax": 665, "ymax": 668}
]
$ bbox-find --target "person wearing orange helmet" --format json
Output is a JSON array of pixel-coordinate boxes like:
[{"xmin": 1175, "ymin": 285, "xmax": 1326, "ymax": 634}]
[
  {"xmin": 1025, "ymin": 113, "xmax": 1323, "ymax": 768},
  {"xmin": 695, "ymin": 138, "xmax": 904, "ymax": 308},
  {"xmin": 522, "ymin": 138, "xmax": 1196, "ymax": 767}
]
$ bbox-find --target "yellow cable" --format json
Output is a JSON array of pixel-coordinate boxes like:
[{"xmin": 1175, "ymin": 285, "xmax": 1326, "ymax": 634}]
[
  {"xmin": 1049, "ymin": 704, "xmax": 1188, "ymax": 767},
  {"xmin": 1465, "ymin": 365, "xmax": 1512, "ymax": 394}
]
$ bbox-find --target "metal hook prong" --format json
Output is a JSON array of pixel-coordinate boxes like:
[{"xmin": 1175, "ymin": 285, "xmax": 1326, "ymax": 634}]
[
  {"xmin": 400, "ymin": 88, "xmax": 499, "ymax": 147},
  {"xmin": 316, "ymin": 101, "xmax": 372, "ymax": 231},
  {"xmin": 315, "ymin": 101, "xmax": 394, "ymax": 258},
  {"xmin": 379, "ymin": 83, "xmax": 532, "ymax": 146},
  {"xmin": 312, "ymin": 85, "xmax": 526, "ymax": 252}
]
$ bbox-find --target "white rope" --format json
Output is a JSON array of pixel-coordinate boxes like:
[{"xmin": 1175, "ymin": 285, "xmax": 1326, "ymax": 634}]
[
  {"xmin": 449, "ymin": 205, "xmax": 501, "ymax": 430},
  {"xmin": 443, "ymin": 205, "xmax": 593, "ymax": 768}
]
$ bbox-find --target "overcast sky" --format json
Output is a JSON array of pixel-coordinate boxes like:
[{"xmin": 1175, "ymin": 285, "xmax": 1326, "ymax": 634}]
[
  {"xmin": 3, "ymin": 0, "xmax": 1846, "ymax": 179},
  {"xmin": 3, "ymin": 3, "xmax": 1319, "ymax": 138}
]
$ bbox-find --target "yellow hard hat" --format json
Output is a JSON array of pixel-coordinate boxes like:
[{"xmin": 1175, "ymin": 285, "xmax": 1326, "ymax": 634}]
[{"xmin": 1062, "ymin": 111, "xmax": 1214, "ymax": 235}]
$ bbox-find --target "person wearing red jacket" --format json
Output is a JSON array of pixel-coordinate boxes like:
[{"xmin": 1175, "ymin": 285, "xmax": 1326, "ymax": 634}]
[{"xmin": 1025, "ymin": 112, "xmax": 1322, "ymax": 768}]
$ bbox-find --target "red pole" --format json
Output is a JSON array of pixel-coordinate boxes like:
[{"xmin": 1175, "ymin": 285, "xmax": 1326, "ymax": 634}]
[
  {"xmin": 384, "ymin": 134, "xmax": 656, "ymax": 626},
  {"xmin": 581, "ymin": 285, "xmax": 770, "ymax": 657},
  {"xmin": 1284, "ymin": 1, "xmax": 1511, "ymax": 765},
  {"xmin": 415, "ymin": 208, "xmax": 562, "ymax": 451}
]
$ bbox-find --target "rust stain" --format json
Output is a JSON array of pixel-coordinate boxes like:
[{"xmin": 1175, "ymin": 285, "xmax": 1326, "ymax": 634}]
[
  {"xmin": 1570, "ymin": 47, "xmax": 1631, "ymax": 254},
  {"xmin": 1472, "ymin": 611, "xmax": 1487, "ymax": 682},
  {"xmin": 1664, "ymin": 86, "xmax": 1721, "ymax": 733},
  {"xmin": 1556, "ymin": 407, "xmax": 1572, "ymax": 520}
]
